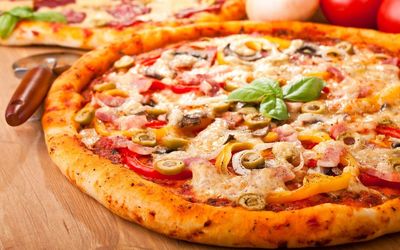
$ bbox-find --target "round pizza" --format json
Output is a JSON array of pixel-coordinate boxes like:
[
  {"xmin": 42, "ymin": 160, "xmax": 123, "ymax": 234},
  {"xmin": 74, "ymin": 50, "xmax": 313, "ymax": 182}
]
[
  {"xmin": 42, "ymin": 21, "xmax": 400, "ymax": 248},
  {"xmin": 0, "ymin": 0, "xmax": 244, "ymax": 49}
]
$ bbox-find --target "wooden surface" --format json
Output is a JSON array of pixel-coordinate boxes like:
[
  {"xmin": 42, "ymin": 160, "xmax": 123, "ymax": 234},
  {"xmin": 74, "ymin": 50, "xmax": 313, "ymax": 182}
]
[{"xmin": 1, "ymin": 46, "xmax": 400, "ymax": 250}]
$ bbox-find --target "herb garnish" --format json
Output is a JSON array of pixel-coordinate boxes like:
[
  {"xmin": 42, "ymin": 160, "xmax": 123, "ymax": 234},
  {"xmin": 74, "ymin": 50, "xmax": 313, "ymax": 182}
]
[
  {"xmin": 228, "ymin": 77, "xmax": 326, "ymax": 120},
  {"xmin": 0, "ymin": 7, "xmax": 66, "ymax": 39}
]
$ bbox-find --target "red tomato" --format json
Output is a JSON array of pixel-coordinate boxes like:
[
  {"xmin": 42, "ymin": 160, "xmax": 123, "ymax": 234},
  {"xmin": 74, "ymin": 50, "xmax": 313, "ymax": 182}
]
[
  {"xmin": 321, "ymin": 0, "xmax": 382, "ymax": 28},
  {"xmin": 378, "ymin": 0, "xmax": 400, "ymax": 33},
  {"xmin": 359, "ymin": 169, "xmax": 400, "ymax": 189}
]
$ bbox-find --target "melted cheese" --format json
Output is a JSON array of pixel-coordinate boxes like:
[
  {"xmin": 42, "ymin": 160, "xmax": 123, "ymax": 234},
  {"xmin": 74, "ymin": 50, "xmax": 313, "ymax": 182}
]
[
  {"xmin": 79, "ymin": 33, "xmax": 400, "ymax": 204},
  {"xmin": 190, "ymin": 161, "xmax": 286, "ymax": 201}
]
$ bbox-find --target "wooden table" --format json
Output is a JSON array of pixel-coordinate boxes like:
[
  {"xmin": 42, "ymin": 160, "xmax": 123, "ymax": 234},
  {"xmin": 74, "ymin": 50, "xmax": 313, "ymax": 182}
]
[{"xmin": 1, "ymin": 46, "xmax": 400, "ymax": 250}]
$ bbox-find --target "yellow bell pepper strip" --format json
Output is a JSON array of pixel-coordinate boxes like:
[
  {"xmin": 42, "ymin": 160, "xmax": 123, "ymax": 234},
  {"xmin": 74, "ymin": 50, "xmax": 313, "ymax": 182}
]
[
  {"xmin": 263, "ymin": 131, "xmax": 279, "ymax": 143},
  {"xmin": 342, "ymin": 95, "xmax": 380, "ymax": 114},
  {"xmin": 216, "ymin": 51, "xmax": 228, "ymax": 65},
  {"xmin": 263, "ymin": 36, "xmax": 291, "ymax": 49},
  {"xmin": 103, "ymin": 89, "xmax": 129, "ymax": 97},
  {"xmin": 94, "ymin": 118, "xmax": 140, "ymax": 138},
  {"xmin": 378, "ymin": 84, "xmax": 400, "ymax": 106},
  {"xmin": 304, "ymin": 72, "xmax": 331, "ymax": 81},
  {"xmin": 266, "ymin": 173, "xmax": 352, "ymax": 203},
  {"xmin": 215, "ymin": 141, "xmax": 254, "ymax": 174},
  {"xmin": 340, "ymin": 152, "xmax": 360, "ymax": 175},
  {"xmin": 245, "ymin": 41, "xmax": 262, "ymax": 51},
  {"xmin": 298, "ymin": 130, "xmax": 331, "ymax": 143}
]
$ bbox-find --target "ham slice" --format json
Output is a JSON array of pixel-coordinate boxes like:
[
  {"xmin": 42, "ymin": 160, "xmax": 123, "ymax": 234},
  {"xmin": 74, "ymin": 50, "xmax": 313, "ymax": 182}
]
[
  {"xmin": 330, "ymin": 122, "xmax": 347, "ymax": 140},
  {"xmin": 115, "ymin": 115, "xmax": 147, "ymax": 130},
  {"xmin": 95, "ymin": 108, "xmax": 118, "ymax": 123},
  {"xmin": 316, "ymin": 141, "xmax": 345, "ymax": 168},
  {"xmin": 96, "ymin": 93, "xmax": 126, "ymax": 107},
  {"xmin": 327, "ymin": 66, "xmax": 345, "ymax": 82},
  {"xmin": 275, "ymin": 124, "xmax": 298, "ymax": 142}
]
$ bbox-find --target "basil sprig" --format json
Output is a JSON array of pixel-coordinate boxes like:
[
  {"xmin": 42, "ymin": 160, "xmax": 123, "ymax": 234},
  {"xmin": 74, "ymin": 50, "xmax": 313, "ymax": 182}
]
[
  {"xmin": 228, "ymin": 77, "xmax": 326, "ymax": 120},
  {"xmin": 0, "ymin": 6, "xmax": 66, "ymax": 39}
]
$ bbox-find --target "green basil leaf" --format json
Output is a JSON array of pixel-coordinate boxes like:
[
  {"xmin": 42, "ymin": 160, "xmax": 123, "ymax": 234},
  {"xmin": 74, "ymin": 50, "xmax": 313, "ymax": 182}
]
[
  {"xmin": 0, "ymin": 13, "xmax": 19, "ymax": 39},
  {"xmin": 228, "ymin": 78, "xmax": 282, "ymax": 103},
  {"xmin": 282, "ymin": 77, "xmax": 326, "ymax": 102},
  {"xmin": 260, "ymin": 96, "xmax": 289, "ymax": 120},
  {"xmin": 8, "ymin": 6, "xmax": 33, "ymax": 19},
  {"xmin": 30, "ymin": 11, "xmax": 67, "ymax": 23}
]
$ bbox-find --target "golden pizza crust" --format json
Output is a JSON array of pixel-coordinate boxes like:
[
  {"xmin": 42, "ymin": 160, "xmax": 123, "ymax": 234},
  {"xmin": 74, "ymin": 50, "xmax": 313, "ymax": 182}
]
[
  {"xmin": 0, "ymin": 0, "xmax": 245, "ymax": 49},
  {"xmin": 43, "ymin": 21, "xmax": 400, "ymax": 248}
]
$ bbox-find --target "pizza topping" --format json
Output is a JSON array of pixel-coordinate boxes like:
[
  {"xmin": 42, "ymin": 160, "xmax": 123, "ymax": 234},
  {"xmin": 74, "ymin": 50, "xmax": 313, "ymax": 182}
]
[
  {"xmin": 301, "ymin": 100, "xmax": 326, "ymax": 114},
  {"xmin": 228, "ymin": 77, "xmax": 326, "ymax": 120},
  {"xmin": 160, "ymin": 136, "xmax": 189, "ymax": 150},
  {"xmin": 232, "ymin": 150, "xmax": 265, "ymax": 175},
  {"xmin": 237, "ymin": 193, "xmax": 266, "ymax": 211},
  {"xmin": 131, "ymin": 130, "xmax": 157, "ymax": 147},
  {"xmin": 243, "ymin": 113, "xmax": 271, "ymax": 129},
  {"xmin": 376, "ymin": 124, "xmax": 400, "ymax": 139},
  {"xmin": 154, "ymin": 159, "xmax": 186, "ymax": 175},
  {"xmin": 93, "ymin": 82, "xmax": 116, "ymax": 92},
  {"xmin": 95, "ymin": 107, "xmax": 118, "ymax": 123},
  {"xmin": 120, "ymin": 148, "xmax": 192, "ymax": 180},
  {"xmin": 78, "ymin": 34, "xmax": 400, "ymax": 209},
  {"xmin": 74, "ymin": 106, "xmax": 95, "ymax": 125}
]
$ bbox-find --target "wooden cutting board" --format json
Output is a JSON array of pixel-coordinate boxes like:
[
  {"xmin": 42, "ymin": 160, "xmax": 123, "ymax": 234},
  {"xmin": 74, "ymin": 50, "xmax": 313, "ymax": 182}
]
[{"xmin": 1, "ymin": 46, "xmax": 399, "ymax": 250}]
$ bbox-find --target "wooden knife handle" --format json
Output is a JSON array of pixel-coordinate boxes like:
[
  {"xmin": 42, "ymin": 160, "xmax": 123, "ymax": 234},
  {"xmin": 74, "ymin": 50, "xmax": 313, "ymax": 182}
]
[{"xmin": 5, "ymin": 66, "xmax": 54, "ymax": 126}]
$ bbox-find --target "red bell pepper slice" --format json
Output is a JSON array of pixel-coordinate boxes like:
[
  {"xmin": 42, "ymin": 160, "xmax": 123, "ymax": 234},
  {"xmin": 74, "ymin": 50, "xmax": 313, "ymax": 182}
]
[
  {"xmin": 376, "ymin": 125, "xmax": 400, "ymax": 139},
  {"xmin": 147, "ymin": 80, "xmax": 200, "ymax": 94},
  {"xmin": 170, "ymin": 84, "xmax": 199, "ymax": 94},
  {"xmin": 144, "ymin": 120, "xmax": 167, "ymax": 129},
  {"xmin": 140, "ymin": 55, "xmax": 161, "ymax": 66},
  {"xmin": 359, "ymin": 172, "xmax": 400, "ymax": 189},
  {"xmin": 307, "ymin": 159, "xmax": 318, "ymax": 168},
  {"xmin": 148, "ymin": 80, "xmax": 168, "ymax": 92},
  {"xmin": 119, "ymin": 148, "xmax": 192, "ymax": 180},
  {"xmin": 301, "ymin": 140, "xmax": 318, "ymax": 150}
]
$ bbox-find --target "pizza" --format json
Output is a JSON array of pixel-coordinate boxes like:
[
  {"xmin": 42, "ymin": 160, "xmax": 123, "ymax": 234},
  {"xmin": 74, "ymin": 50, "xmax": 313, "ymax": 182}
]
[
  {"xmin": 42, "ymin": 21, "xmax": 400, "ymax": 248},
  {"xmin": 0, "ymin": 0, "xmax": 245, "ymax": 49}
]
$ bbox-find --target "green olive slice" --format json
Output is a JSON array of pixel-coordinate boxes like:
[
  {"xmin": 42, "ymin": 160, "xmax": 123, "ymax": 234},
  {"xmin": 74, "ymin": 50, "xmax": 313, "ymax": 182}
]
[
  {"xmin": 74, "ymin": 107, "xmax": 95, "ymax": 125},
  {"xmin": 238, "ymin": 193, "xmax": 265, "ymax": 211},
  {"xmin": 301, "ymin": 101, "xmax": 326, "ymax": 114},
  {"xmin": 154, "ymin": 159, "xmax": 185, "ymax": 175},
  {"xmin": 241, "ymin": 151, "xmax": 265, "ymax": 169},
  {"xmin": 244, "ymin": 113, "xmax": 271, "ymax": 129},
  {"xmin": 391, "ymin": 150, "xmax": 400, "ymax": 171},
  {"xmin": 335, "ymin": 41, "xmax": 354, "ymax": 54},
  {"xmin": 93, "ymin": 82, "xmax": 116, "ymax": 92},
  {"xmin": 210, "ymin": 102, "xmax": 230, "ymax": 113},
  {"xmin": 161, "ymin": 136, "xmax": 189, "ymax": 150},
  {"xmin": 132, "ymin": 131, "xmax": 157, "ymax": 147}
]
